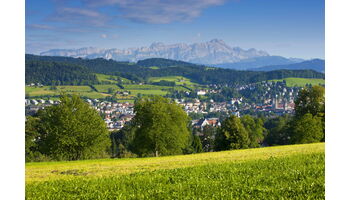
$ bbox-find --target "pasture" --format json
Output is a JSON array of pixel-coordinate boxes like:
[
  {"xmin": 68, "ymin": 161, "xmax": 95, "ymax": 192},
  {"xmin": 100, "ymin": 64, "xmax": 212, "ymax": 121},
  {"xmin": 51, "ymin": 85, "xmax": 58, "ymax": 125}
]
[
  {"xmin": 95, "ymin": 73, "xmax": 132, "ymax": 84},
  {"xmin": 26, "ymin": 143, "xmax": 324, "ymax": 199},
  {"xmin": 268, "ymin": 78, "xmax": 325, "ymax": 87}
]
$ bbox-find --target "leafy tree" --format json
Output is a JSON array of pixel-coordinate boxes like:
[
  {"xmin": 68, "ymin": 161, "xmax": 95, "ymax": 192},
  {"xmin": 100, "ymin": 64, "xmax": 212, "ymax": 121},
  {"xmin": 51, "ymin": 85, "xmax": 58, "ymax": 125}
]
[
  {"xmin": 199, "ymin": 125, "xmax": 217, "ymax": 152},
  {"xmin": 241, "ymin": 115, "xmax": 265, "ymax": 148},
  {"xmin": 131, "ymin": 96, "xmax": 191, "ymax": 157},
  {"xmin": 264, "ymin": 115, "xmax": 292, "ymax": 146},
  {"xmin": 191, "ymin": 134, "xmax": 203, "ymax": 153},
  {"xmin": 291, "ymin": 113, "xmax": 324, "ymax": 144},
  {"xmin": 294, "ymin": 85, "xmax": 325, "ymax": 118},
  {"xmin": 26, "ymin": 94, "xmax": 110, "ymax": 161},
  {"xmin": 107, "ymin": 87, "xmax": 115, "ymax": 94},
  {"xmin": 110, "ymin": 123, "xmax": 137, "ymax": 158},
  {"xmin": 215, "ymin": 115, "xmax": 250, "ymax": 150}
]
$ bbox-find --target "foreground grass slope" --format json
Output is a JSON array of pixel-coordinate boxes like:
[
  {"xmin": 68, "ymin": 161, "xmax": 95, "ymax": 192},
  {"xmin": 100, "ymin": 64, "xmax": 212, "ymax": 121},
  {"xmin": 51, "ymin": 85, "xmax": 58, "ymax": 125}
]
[{"xmin": 26, "ymin": 143, "xmax": 324, "ymax": 199}]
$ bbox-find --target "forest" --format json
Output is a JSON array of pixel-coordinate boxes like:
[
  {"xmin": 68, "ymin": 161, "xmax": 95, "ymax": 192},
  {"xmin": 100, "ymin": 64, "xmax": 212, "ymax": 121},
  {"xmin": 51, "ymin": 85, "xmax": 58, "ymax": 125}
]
[{"xmin": 25, "ymin": 54, "xmax": 325, "ymax": 86}]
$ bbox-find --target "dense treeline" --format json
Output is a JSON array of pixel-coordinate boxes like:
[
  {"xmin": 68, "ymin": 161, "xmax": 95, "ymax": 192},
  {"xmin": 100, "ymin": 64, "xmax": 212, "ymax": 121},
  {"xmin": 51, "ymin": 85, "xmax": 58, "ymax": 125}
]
[
  {"xmin": 26, "ymin": 60, "xmax": 99, "ymax": 85},
  {"xmin": 26, "ymin": 54, "xmax": 325, "ymax": 85},
  {"xmin": 137, "ymin": 58, "xmax": 197, "ymax": 68}
]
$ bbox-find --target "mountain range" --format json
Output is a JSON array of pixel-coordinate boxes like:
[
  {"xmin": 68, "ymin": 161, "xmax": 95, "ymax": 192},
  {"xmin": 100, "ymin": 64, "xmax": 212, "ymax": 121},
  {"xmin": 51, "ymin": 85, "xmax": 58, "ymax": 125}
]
[{"xmin": 40, "ymin": 39, "xmax": 324, "ymax": 72}]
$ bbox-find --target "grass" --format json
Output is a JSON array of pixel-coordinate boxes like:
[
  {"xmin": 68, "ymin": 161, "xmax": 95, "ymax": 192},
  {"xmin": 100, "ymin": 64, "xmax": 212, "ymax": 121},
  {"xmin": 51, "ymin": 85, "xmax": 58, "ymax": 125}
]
[
  {"xmin": 95, "ymin": 73, "xmax": 132, "ymax": 84},
  {"xmin": 123, "ymin": 84, "xmax": 173, "ymax": 90},
  {"xmin": 93, "ymin": 85, "xmax": 121, "ymax": 93},
  {"xmin": 148, "ymin": 76, "xmax": 199, "ymax": 86},
  {"xmin": 268, "ymin": 78, "xmax": 325, "ymax": 87},
  {"xmin": 26, "ymin": 143, "xmax": 324, "ymax": 199},
  {"xmin": 25, "ymin": 86, "xmax": 110, "ymax": 99}
]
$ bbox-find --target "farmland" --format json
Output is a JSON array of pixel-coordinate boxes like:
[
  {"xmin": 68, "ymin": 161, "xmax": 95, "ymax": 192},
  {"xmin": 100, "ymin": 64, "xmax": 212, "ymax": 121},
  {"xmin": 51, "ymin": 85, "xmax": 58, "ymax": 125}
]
[
  {"xmin": 268, "ymin": 77, "xmax": 325, "ymax": 87},
  {"xmin": 25, "ymin": 86, "xmax": 109, "ymax": 99},
  {"xmin": 26, "ymin": 143, "xmax": 324, "ymax": 199},
  {"xmin": 95, "ymin": 73, "xmax": 132, "ymax": 84},
  {"xmin": 148, "ymin": 76, "xmax": 199, "ymax": 86}
]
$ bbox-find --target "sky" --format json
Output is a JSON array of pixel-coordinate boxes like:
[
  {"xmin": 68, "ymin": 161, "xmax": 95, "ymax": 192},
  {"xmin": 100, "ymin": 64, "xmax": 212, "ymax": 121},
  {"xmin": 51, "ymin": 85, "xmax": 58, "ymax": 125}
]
[{"xmin": 26, "ymin": 0, "xmax": 325, "ymax": 59}]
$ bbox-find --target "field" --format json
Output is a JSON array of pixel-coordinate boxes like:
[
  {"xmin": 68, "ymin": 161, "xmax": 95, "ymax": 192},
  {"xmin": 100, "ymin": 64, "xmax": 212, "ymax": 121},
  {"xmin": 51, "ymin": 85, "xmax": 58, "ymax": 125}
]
[
  {"xmin": 268, "ymin": 78, "xmax": 325, "ymax": 87},
  {"xmin": 95, "ymin": 73, "xmax": 132, "ymax": 84},
  {"xmin": 25, "ymin": 86, "xmax": 109, "ymax": 99},
  {"xmin": 26, "ymin": 143, "xmax": 324, "ymax": 199},
  {"xmin": 148, "ymin": 76, "xmax": 199, "ymax": 86}
]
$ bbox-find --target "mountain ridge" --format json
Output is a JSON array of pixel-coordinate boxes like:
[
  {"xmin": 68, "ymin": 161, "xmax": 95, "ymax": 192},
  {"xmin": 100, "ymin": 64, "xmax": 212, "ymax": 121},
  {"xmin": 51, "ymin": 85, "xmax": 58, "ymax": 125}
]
[{"xmin": 40, "ymin": 39, "xmax": 270, "ymax": 65}]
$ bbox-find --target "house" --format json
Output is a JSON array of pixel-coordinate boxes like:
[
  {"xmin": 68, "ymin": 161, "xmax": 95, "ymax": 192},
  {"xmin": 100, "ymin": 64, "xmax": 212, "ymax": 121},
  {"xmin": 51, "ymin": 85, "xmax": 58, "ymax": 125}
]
[
  {"xmin": 31, "ymin": 99, "xmax": 38, "ymax": 105},
  {"xmin": 39, "ymin": 99, "xmax": 46, "ymax": 104},
  {"xmin": 197, "ymin": 90, "xmax": 206, "ymax": 95},
  {"xmin": 193, "ymin": 118, "xmax": 221, "ymax": 129},
  {"xmin": 120, "ymin": 114, "xmax": 134, "ymax": 122}
]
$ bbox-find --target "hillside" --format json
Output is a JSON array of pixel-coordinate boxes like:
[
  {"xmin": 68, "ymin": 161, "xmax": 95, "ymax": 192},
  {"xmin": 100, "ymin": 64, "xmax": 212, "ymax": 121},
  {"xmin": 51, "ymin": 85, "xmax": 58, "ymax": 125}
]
[
  {"xmin": 26, "ymin": 55, "xmax": 325, "ymax": 86},
  {"xmin": 251, "ymin": 59, "xmax": 325, "ymax": 73},
  {"xmin": 214, "ymin": 56, "xmax": 302, "ymax": 70},
  {"xmin": 25, "ymin": 60, "xmax": 99, "ymax": 85},
  {"xmin": 26, "ymin": 143, "xmax": 324, "ymax": 199},
  {"xmin": 268, "ymin": 77, "xmax": 325, "ymax": 87}
]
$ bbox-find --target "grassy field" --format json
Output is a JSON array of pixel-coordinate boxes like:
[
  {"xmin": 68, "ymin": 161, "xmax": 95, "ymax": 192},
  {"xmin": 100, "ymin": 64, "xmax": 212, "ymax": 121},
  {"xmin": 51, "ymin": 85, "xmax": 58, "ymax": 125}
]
[
  {"xmin": 268, "ymin": 78, "xmax": 325, "ymax": 87},
  {"xmin": 26, "ymin": 143, "xmax": 324, "ymax": 199},
  {"xmin": 93, "ymin": 84, "xmax": 121, "ymax": 93},
  {"xmin": 148, "ymin": 76, "xmax": 198, "ymax": 86},
  {"xmin": 25, "ymin": 86, "xmax": 110, "ymax": 99},
  {"xmin": 95, "ymin": 73, "xmax": 132, "ymax": 84},
  {"xmin": 26, "ymin": 83, "xmax": 189, "ymax": 100}
]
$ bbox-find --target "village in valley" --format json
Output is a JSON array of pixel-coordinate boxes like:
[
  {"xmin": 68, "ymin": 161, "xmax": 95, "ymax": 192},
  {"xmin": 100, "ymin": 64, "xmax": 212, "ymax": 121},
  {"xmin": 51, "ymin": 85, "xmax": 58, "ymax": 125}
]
[{"xmin": 25, "ymin": 80, "xmax": 303, "ymax": 131}]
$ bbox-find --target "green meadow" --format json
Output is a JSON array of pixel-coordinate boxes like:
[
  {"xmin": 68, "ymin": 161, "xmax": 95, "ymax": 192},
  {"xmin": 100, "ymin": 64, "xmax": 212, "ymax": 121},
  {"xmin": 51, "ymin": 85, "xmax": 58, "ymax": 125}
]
[
  {"xmin": 268, "ymin": 78, "xmax": 325, "ymax": 87},
  {"xmin": 26, "ymin": 143, "xmax": 324, "ymax": 199}
]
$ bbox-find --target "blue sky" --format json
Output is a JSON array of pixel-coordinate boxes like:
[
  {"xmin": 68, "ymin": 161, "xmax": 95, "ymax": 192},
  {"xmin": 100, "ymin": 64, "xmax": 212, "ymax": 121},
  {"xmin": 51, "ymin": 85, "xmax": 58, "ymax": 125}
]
[{"xmin": 26, "ymin": 0, "xmax": 324, "ymax": 59}]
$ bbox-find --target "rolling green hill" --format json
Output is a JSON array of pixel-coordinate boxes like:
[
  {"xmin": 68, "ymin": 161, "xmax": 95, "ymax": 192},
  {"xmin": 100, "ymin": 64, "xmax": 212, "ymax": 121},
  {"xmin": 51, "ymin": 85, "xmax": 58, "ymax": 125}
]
[
  {"xmin": 26, "ymin": 143, "xmax": 324, "ymax": 199},
  {"xmin": 268, "ymin": 77, "xmax": 325, "ymax": 87},
  {"xmin": 26, "ymin": 54, "xmax": 325, "ymax": 86}
]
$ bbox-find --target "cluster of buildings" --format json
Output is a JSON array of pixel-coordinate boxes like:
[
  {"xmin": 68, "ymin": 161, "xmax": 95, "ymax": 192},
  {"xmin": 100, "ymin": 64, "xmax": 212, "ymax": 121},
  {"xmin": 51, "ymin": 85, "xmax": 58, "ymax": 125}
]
[{"xmin": 25, "ymin": 81, "xmax": 301, "ymax": 131}]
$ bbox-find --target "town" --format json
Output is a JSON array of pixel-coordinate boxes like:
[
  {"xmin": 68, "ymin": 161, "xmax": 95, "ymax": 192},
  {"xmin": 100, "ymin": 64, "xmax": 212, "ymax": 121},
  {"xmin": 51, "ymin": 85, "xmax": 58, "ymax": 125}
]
[{"xmin": 25, "ymin": 80, "xmax": 304, "ymax": 131}]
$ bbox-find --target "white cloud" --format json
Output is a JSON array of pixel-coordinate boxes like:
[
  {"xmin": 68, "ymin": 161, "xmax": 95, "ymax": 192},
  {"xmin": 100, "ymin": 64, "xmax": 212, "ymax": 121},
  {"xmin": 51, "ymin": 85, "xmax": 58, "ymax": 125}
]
[
  {"xmin": 100, "ymin": 34, "xmax": 107, "ymax": 38},
  {"xmin": 82, "ymin": 0, "xmax": 228, "ymax": 24}
]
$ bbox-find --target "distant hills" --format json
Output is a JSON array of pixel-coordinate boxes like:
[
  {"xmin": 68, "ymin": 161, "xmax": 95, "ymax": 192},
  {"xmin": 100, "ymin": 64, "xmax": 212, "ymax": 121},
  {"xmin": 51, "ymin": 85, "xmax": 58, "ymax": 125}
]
[
  {"xmin": 26, "ymin": 54, "xmax": 325, "ymax": 86},
  {"xmin": 213, "ymin": 56, "xmax": 305, "ymax": 70},
  {"xmin": 250, "ymin": 59, "xmax": 325, "ymax": 73}
]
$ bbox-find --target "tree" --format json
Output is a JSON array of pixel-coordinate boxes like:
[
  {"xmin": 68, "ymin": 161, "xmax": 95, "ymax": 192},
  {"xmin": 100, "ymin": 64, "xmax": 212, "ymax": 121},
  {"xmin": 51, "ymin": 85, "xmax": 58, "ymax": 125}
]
[
  {"xmin": 291, "ymin": 113, "xmax": 324, "ymax": 144},
  {"xmin": 110, "ymin": 123, "xmax": 137, "ymax": 158},
  {"xmin": 264, "ymin": 115, "xmax": 292, "ymax": 146},
  {"xmin": 191, "ymin": 134, "xmax": 203, "ymax": 153},
  {"xmin": 293, "ymin": 85, "xmax": 325, "ymax": 142},
  {"xmin": 294, "ymin": 85, "xmax": 325, "ymax": 118},
  {"xmin": 241, "ymin": 115, "xmax": 265, "ymax": 148},
  {"xmin": 107, "ymin": 87, "xmax": 115, "ymax": 94},
  {"xmin": 26, "ymin": 94, "xmax": 110, "ymax": 161},
  {"xmin": 131, "ymin": 96, "xmax": 191, "ymax": 157},
  {"xmin": 199, "ymin": 125, "xmax": 217, "ymax": 152},
  {"xmin": 215, "ymin": 115, "xmax": 250, "ymax": 150}
]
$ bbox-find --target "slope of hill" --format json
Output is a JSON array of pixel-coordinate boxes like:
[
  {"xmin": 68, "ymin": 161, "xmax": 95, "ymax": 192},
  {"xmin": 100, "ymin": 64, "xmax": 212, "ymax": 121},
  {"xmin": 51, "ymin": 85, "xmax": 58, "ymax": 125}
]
[
  {"xmin": 214, "ymin": 56, "xmax": 303, "ymax": 70},
  {"xmin": 137, "ymin": 58, "xmax": 197, "ymax": 68},
  {"xmin": 268, "ymin": 77, "xmax": 325, "ymax": 87},
  {"xmin": 25, "ymin": 60, "xmax": 99, "ymax": 85},
  {"xmin": 26, "ymin": 54, "xmax": 325, "ymax": 86},
  {"xmin": 26, "ymin": 143, "xmax": 324, "ymax": 199},
  {"xmin": 251, "ymin": 59, "xmax": 325, "ymax": 73}
]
